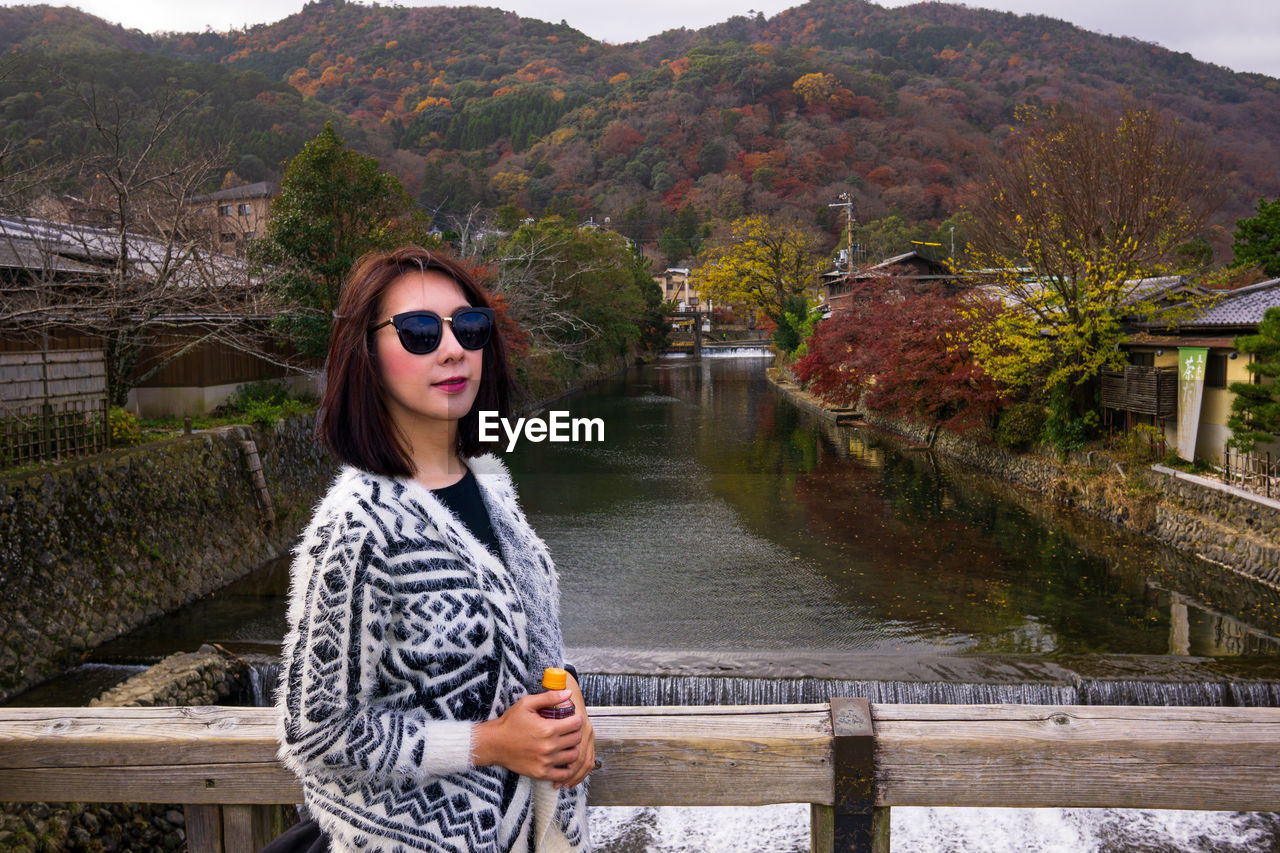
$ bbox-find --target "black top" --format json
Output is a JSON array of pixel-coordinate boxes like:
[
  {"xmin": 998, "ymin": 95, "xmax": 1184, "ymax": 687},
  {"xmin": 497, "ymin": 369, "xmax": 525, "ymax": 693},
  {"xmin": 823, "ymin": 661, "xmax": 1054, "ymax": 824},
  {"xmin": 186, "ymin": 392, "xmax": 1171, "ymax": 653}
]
[{"xmin": 431, "ymin": 467, "xmax": 503, "ymax": 559}]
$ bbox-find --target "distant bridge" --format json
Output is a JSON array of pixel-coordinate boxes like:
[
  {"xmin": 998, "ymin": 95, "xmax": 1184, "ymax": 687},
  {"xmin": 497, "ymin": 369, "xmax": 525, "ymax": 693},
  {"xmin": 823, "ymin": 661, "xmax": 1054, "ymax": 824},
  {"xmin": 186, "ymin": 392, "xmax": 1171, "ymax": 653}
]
[{"xmin": 665, "ymin": 311, "xmax": 772, "ymax": 356}]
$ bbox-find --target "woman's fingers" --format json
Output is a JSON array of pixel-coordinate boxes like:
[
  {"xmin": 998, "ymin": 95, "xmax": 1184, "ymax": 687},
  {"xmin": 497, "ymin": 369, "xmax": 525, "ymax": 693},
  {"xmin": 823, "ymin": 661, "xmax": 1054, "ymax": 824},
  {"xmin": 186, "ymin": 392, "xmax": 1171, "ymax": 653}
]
[{"xmin": 556, "ymin": 716, "xmax": 595, "ymax": 789}]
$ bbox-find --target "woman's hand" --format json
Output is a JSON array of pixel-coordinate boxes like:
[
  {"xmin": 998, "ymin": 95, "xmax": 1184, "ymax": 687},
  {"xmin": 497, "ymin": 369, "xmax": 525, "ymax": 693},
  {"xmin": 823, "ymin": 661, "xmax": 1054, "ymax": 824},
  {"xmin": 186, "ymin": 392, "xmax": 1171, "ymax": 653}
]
[
  {"xmin": 559, "ymin": 672, "xmax": 595, "ymax": 790},
  {"xmin": 472, "ymin": 691, "xmax": 584, "ymax": 783}
]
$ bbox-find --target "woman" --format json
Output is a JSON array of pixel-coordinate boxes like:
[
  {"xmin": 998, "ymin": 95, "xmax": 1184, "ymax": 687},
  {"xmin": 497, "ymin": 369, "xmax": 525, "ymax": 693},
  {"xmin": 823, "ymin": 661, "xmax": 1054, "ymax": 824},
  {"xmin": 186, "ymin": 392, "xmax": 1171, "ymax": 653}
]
[{"xmin": 276, "ymin": 246, "xmax": 593, "ymax": 853}]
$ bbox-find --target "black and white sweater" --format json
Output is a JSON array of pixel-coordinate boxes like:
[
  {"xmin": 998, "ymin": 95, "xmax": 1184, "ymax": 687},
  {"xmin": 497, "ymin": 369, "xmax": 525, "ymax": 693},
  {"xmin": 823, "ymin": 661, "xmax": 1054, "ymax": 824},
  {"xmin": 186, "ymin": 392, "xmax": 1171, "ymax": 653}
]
[{"xmin": 277, "ymin": 455, "xmax": 589, "ymax": 852}]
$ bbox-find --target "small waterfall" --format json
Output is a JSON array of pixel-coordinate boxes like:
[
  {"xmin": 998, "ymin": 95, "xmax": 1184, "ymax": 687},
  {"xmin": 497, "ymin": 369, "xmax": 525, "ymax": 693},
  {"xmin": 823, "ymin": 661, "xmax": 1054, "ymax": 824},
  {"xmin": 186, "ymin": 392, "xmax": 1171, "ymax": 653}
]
[
  {"xmin": 701, "ymin": 346, "xmax": 774, "ymax": 359},
  {"xmin": 1228, "ymin": 681, "xmax": 1280, "ymax": 706},
  {"xmin": 581, "ymin": 674, "xmax": 1077, "ymax": 706},
  {"xmin": 1077, "ymin": 679, "xmax": 1232, "ymax": 706},
  {"xmin": 236, "ymin": 658, "xmax": 1280, "ymax": 709},
  {"xmin": 582, "ymin": 672, "xmax": 1280, "ymax": 708},
  {"xmin": 243, "ymin": 655, "xmax": 282, "ymax": 707}
]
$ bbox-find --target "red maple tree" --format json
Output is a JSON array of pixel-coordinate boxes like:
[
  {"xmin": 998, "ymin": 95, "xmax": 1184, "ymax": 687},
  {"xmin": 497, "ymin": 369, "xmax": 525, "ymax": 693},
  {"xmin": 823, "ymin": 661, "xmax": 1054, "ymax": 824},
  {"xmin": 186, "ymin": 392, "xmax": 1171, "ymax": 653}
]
[{"xmin": 793, "ymin": 276, "xmax": 1001, "ymax": 432}]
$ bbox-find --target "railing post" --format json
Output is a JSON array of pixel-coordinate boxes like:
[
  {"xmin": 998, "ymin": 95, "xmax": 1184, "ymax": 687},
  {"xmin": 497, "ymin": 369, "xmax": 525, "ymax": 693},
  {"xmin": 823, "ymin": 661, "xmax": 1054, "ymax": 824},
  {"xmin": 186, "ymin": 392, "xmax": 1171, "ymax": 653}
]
[
  {"xmin": 184, "ymin": 804, "xmax": 278, "ymax": 853},
  {"xmin": 185, "ymin": 805, "xmax": 223, "ymax": 853},
  {"xmin": 812, "ymin": 697, "xmax": 888, "ymax": 853}
]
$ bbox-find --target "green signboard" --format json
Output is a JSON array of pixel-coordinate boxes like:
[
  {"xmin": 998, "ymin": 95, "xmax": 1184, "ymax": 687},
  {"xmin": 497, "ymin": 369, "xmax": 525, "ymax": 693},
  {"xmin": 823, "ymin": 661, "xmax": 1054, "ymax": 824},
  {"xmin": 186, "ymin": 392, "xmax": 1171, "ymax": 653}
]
[{"xmin": 1177, "ymin": 347, "xmax": 1208, "ymax": 461}]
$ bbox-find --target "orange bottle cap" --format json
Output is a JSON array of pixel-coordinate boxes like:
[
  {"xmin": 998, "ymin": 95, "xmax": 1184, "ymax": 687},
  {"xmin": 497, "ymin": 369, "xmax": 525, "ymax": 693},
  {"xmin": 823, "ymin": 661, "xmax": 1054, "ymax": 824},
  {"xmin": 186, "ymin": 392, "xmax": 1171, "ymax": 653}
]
[{"xmin": 542, "ymin": 667, "xmax": 568, "ymax": 690}]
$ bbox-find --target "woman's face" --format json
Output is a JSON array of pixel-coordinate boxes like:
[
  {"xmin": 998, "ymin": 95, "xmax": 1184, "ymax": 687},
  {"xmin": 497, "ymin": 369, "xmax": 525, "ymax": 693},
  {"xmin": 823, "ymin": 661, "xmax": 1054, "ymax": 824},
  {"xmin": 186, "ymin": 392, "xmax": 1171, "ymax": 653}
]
[{"xmin": 372, "ymin": 269, "xmax": 484, "ymax": 437}]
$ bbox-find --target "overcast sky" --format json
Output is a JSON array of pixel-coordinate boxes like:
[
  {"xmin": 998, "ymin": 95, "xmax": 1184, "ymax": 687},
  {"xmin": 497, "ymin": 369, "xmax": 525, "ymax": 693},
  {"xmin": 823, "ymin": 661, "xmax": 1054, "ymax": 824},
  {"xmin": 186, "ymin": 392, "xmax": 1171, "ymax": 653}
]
[{"xmin": 23, "ymin": 0, "xmax": 1280, "ymax": 79}]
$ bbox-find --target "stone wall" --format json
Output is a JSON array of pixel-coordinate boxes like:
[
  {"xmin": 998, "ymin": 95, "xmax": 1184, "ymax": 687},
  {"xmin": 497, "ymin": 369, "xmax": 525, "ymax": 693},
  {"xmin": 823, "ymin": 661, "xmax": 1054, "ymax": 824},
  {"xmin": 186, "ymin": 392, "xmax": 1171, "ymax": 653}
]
[
  {"xmin": 89, "ymin": 647, "xmax": 253, "ymax": 708},
  {"xmin": 0, "ymin": 415, "xmax": 335, "ymax": 704},
  {"xmin": 1145, "ymin": 466, "xmax": 1280, "ymax": 585},
  {"xmin": 864, "ymin": 406, "xmax": 1280, "ymax": 586},
  {"xmin": 770, "ymin": 372, "xmax": 1280, "ymax": 588}
]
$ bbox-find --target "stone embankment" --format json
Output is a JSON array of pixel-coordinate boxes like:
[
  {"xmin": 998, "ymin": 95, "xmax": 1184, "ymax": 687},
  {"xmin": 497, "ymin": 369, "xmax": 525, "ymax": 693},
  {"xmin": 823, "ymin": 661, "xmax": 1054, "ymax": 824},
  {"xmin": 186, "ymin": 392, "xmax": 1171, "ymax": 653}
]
[
  {"xmin": 88, "ymin": 647, "xmax": 252, "ymax": 708},
  {"xmin": 769, "ymin": 372, "xmax": 1280, "ymax": 588},
  {"xmin": 0, "ymin": 415, "xmax": 335, "ymax": 705},
  {"xmin": 0, "ymin": 647, "xmax": 260, "ymax": 853}
]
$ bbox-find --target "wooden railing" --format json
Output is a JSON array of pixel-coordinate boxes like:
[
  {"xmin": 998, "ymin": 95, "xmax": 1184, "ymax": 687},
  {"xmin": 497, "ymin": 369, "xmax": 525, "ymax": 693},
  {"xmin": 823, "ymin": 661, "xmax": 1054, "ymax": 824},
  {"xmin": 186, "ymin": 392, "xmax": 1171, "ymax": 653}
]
[{"xmin": 4, "ymin": 702, "xmax": 1280, "ymax": 853}]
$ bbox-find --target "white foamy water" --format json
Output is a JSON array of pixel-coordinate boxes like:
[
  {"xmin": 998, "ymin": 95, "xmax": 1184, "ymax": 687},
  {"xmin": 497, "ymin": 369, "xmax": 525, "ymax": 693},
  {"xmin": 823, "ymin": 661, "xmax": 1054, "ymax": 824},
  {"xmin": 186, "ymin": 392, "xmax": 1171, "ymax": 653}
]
[
  {"xmin": 588, "ymin": 805, "xmax": 1280, "ymax": 852},
  {"xmin": 700, "ymin": 347, "xmax": 774, "ymax": 358}
]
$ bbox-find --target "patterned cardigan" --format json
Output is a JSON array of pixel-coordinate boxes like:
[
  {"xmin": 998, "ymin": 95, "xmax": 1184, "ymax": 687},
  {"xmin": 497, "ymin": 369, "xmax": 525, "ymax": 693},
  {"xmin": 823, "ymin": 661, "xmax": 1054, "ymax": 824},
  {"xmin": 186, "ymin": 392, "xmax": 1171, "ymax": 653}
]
[{"xmin": 277, "ymin": 455, "xmax": 589, "ymax": 852}]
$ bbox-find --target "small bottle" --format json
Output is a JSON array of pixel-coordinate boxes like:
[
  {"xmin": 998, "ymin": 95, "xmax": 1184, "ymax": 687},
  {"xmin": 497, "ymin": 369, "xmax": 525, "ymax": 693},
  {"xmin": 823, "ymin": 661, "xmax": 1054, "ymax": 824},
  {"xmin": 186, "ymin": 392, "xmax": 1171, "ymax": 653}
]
[{"xmin": 538, "ymin": 667, "xmax": 576, "ymax": 719}]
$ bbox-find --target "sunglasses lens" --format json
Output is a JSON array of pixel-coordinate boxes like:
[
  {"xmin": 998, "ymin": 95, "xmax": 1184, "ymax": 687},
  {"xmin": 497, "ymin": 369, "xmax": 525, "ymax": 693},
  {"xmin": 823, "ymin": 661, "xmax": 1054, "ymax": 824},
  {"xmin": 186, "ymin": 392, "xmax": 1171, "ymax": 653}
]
[
  {"xmin": 452, "ymin": 309, "xmax": 493, "ymax": 350},
  {"xmin": 396, "ymin": 314, "xmax": 442, "ymax": 354}
]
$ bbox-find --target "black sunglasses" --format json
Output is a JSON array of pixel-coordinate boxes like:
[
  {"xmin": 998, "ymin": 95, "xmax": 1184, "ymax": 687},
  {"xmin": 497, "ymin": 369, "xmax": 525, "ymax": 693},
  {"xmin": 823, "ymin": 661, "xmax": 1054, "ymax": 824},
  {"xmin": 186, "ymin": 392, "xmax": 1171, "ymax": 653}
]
[{"xmin": 369, "ymin": 307, "xmax": 495, "ymax": 354}]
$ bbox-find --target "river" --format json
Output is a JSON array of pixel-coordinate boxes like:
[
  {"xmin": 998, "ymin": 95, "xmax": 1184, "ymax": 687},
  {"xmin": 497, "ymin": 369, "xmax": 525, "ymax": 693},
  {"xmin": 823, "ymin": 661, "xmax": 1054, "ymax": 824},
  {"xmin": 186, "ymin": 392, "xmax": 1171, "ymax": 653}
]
[{"xmin": 34, "ymin": 353, "xmax": 1280, "ymax": 851}]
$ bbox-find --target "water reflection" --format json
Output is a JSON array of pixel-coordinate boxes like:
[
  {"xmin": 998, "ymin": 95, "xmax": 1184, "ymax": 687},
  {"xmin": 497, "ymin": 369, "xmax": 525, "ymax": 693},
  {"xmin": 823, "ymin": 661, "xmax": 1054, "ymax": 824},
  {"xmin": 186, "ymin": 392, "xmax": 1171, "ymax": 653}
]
[
  {"xmin": 510, "ymin": 358, "xmax": 1280, "ymax": 661},
  {"xmin": 68, "ymin": 357, "xmax": 1280, "ymax": 671}
]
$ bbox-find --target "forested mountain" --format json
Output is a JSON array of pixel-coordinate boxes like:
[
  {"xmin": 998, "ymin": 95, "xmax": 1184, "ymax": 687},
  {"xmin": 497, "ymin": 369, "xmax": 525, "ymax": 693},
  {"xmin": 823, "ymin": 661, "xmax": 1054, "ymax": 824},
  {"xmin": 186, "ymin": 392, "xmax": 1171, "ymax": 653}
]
[{"xmin": 3, "ymin": 0, "xmax": 1279, "ymax": 262}]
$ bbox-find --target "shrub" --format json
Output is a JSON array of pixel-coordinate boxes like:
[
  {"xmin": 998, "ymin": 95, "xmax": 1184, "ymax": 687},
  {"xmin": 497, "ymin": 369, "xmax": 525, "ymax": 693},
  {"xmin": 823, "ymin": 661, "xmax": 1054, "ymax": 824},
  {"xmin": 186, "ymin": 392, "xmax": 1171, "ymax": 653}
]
[
  {"xmin": 1043, "ymin": 387, "xmax": 1097, "ymax": 455},
  {"xmin": 996, "ymin": 402, "xmax": 1046, "ymax": 451},
  {"xmin": 1116, "ymin": 423, "xmax": 1164, "ymax": 463},
  {"xmin": 108, "ymin": 407, "xmax": 142, "ymax": 446},
  {"xmin": 230, "ymin": 380, "xmax": 291, "ymax": 409},
  {"xmin": 240, "ymin": 396, "xmax": 310, "ymax": 428}
]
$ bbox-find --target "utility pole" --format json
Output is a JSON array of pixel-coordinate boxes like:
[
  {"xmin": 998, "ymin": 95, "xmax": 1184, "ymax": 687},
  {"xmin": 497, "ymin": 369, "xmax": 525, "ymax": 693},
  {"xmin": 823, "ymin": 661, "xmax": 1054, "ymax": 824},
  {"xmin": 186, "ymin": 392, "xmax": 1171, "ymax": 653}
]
[{"xmin": 828, "ymin": 193, "xmax": 855, "ymax": 270}]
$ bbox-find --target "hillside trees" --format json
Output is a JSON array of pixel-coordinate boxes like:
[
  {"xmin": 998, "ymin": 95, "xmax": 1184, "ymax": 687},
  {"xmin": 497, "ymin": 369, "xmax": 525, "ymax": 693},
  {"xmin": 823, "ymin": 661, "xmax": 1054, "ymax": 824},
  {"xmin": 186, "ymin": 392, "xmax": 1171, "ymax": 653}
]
[
  {"xmin": 1232, "ymin": 197, "xmax": 1280, "ymax": 277},
  {"xmin": 965, "ymin": 103, "xmax": 1222, "ymax": 436},
  {"xmin": 694, "ymin": 215, "xmax": 826, "ymax": 326},
  {"xmin": 0, "ymin": 51, "xmax": 351, "ymax": 188},
  {"xmin": 494, "ymin": 217, "xmax": 659, "ymax": 390},
  {"xmin": 251, "ymin": 122, "xmax": 426, "ymax": 360},
  {"xmin": 658, "ymin": 204, "xmax": 707, "ymax": 266}
]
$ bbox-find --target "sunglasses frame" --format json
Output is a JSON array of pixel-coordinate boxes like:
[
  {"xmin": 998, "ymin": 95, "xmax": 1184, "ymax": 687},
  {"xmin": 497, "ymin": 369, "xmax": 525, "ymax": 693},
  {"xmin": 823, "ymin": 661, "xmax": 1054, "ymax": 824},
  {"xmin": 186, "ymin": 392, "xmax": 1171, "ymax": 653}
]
[{"xmin": 369, "ymin": 307, "xmax": 495, "ymax": 355}]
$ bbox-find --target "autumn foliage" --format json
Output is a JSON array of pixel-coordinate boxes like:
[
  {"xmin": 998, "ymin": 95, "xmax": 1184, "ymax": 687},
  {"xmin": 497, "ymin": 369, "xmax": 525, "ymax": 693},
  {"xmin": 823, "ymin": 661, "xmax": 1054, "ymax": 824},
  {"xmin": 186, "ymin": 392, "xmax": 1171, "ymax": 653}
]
[
  {"xmin": 793, "ymin": 277, "xmax": 1001, "ymax": 432},
  {"xmin": 965, "ymin": 103, "xmax": 1221, "ymax": 417}
]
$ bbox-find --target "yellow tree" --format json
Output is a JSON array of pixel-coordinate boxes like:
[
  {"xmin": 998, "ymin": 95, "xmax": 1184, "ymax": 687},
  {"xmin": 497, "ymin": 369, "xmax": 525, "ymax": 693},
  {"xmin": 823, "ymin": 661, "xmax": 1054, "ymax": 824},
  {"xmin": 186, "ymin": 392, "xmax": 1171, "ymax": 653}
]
[
  {"xmin": 964, "ymin": 103, "xmax": 1222, "ymax": 433},
  {"xmin": 793, "ymin": 72, "xmax": 837, "ymax": 105},
  {"xmin": 694, "ymin": 215, "xmax": 825, "ymax": 326}
]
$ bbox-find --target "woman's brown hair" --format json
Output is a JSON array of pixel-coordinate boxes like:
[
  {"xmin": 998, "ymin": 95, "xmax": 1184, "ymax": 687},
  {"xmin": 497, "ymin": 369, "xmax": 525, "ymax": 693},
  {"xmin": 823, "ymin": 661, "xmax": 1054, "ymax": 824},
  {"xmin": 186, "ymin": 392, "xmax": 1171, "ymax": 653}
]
[{"xmin": 319, "ymin": 246, "xmax": 513, "ymax": 476}]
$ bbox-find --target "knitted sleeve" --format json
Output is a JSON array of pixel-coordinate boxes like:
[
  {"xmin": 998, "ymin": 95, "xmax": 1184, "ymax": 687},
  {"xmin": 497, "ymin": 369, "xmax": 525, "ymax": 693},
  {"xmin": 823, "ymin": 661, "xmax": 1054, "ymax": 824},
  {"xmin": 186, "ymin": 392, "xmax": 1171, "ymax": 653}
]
[{"xmin": 277, "ymin": 508, "xmax": 477, "ymax": 785}]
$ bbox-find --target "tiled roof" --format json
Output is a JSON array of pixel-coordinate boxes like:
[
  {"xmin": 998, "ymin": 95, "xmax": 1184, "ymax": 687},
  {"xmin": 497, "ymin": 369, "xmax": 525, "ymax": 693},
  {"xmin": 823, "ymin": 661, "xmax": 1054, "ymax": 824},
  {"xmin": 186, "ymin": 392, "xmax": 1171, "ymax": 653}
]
[
  {"xmin": 0, "ymin": 235, "xmax": 102, "ymax": 274},
  {"xmin": 0, "ymin": 215, "xmax": 246, "ymax": 287},
  {"xmin": 1187, "ymin": 278, "xmax": 1280, "ymax": 327},
  {"xmin": 190, "ymin": 182, "xmax": 277, "ymax": 203}
]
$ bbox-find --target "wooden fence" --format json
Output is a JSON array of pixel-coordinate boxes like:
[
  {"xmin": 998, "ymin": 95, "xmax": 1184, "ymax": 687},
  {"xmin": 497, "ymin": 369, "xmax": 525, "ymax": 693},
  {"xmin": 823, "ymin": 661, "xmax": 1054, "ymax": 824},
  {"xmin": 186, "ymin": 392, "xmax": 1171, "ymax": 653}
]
[
  {"xmin": 4, "ymin": 702, "xmax": 1280, "ymax": 852},
  {"xmin": 1100, "ymin": 366, "xmax": 1178, "ymax": 417},
  {"xmin": 0, "ymin": 348, "xmax": 109, "ymax": 466},
  {"xmin": 1224, "ymin": 444, "xmax": 1279, "ymax": 499}
]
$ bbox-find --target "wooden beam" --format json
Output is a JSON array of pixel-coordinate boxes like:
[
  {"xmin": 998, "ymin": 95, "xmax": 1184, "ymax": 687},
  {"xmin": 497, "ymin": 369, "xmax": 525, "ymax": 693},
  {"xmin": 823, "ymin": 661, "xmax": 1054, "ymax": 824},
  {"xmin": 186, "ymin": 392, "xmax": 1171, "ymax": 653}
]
[
  {"xmin": 873, "ymin": 704, "xmax": 1280, "ymax": 811},
  {"xmin": 4, "ymin": 704, "xmax": 1280, "ymax": 813},
  {"xmin": 588, "ymin": 704, "xmax": 832, "ymax": 806},
  {"xmin": 0, "ymin": 704, "xmax": 834, "ymax": 808}
]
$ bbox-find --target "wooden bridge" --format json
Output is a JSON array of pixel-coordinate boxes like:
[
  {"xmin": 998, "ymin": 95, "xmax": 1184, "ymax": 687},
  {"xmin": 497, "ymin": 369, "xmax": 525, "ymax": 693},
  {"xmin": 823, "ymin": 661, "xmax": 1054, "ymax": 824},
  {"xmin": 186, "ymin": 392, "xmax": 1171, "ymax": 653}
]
[{"xmin": 3, "ymin": 701, "xmax": 1280, "ymax": 852}]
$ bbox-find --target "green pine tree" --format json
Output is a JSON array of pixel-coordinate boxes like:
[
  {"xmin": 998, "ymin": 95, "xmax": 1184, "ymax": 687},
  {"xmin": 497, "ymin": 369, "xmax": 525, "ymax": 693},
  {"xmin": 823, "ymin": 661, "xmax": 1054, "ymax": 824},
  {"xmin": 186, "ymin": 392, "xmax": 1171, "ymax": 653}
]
[
  {"xmin": 251, "ymin": 122, "xmax": 425, "ymax": 360},
  {"xmin": 1232, "ymin": 197, "xmax": 1280, "ymax": 277},
  {"xmin": 1227, "ymin": 306, "xmax": 1280, "ymax": 452}
]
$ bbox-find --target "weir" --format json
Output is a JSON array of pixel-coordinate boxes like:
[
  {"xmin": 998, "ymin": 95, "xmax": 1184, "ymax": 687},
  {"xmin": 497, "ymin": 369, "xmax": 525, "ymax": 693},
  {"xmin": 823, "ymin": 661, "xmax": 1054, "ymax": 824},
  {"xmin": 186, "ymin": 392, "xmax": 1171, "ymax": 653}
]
[{"xmin": 226, "ymin": 650, "xmax": 1280, "ymax": 710}]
